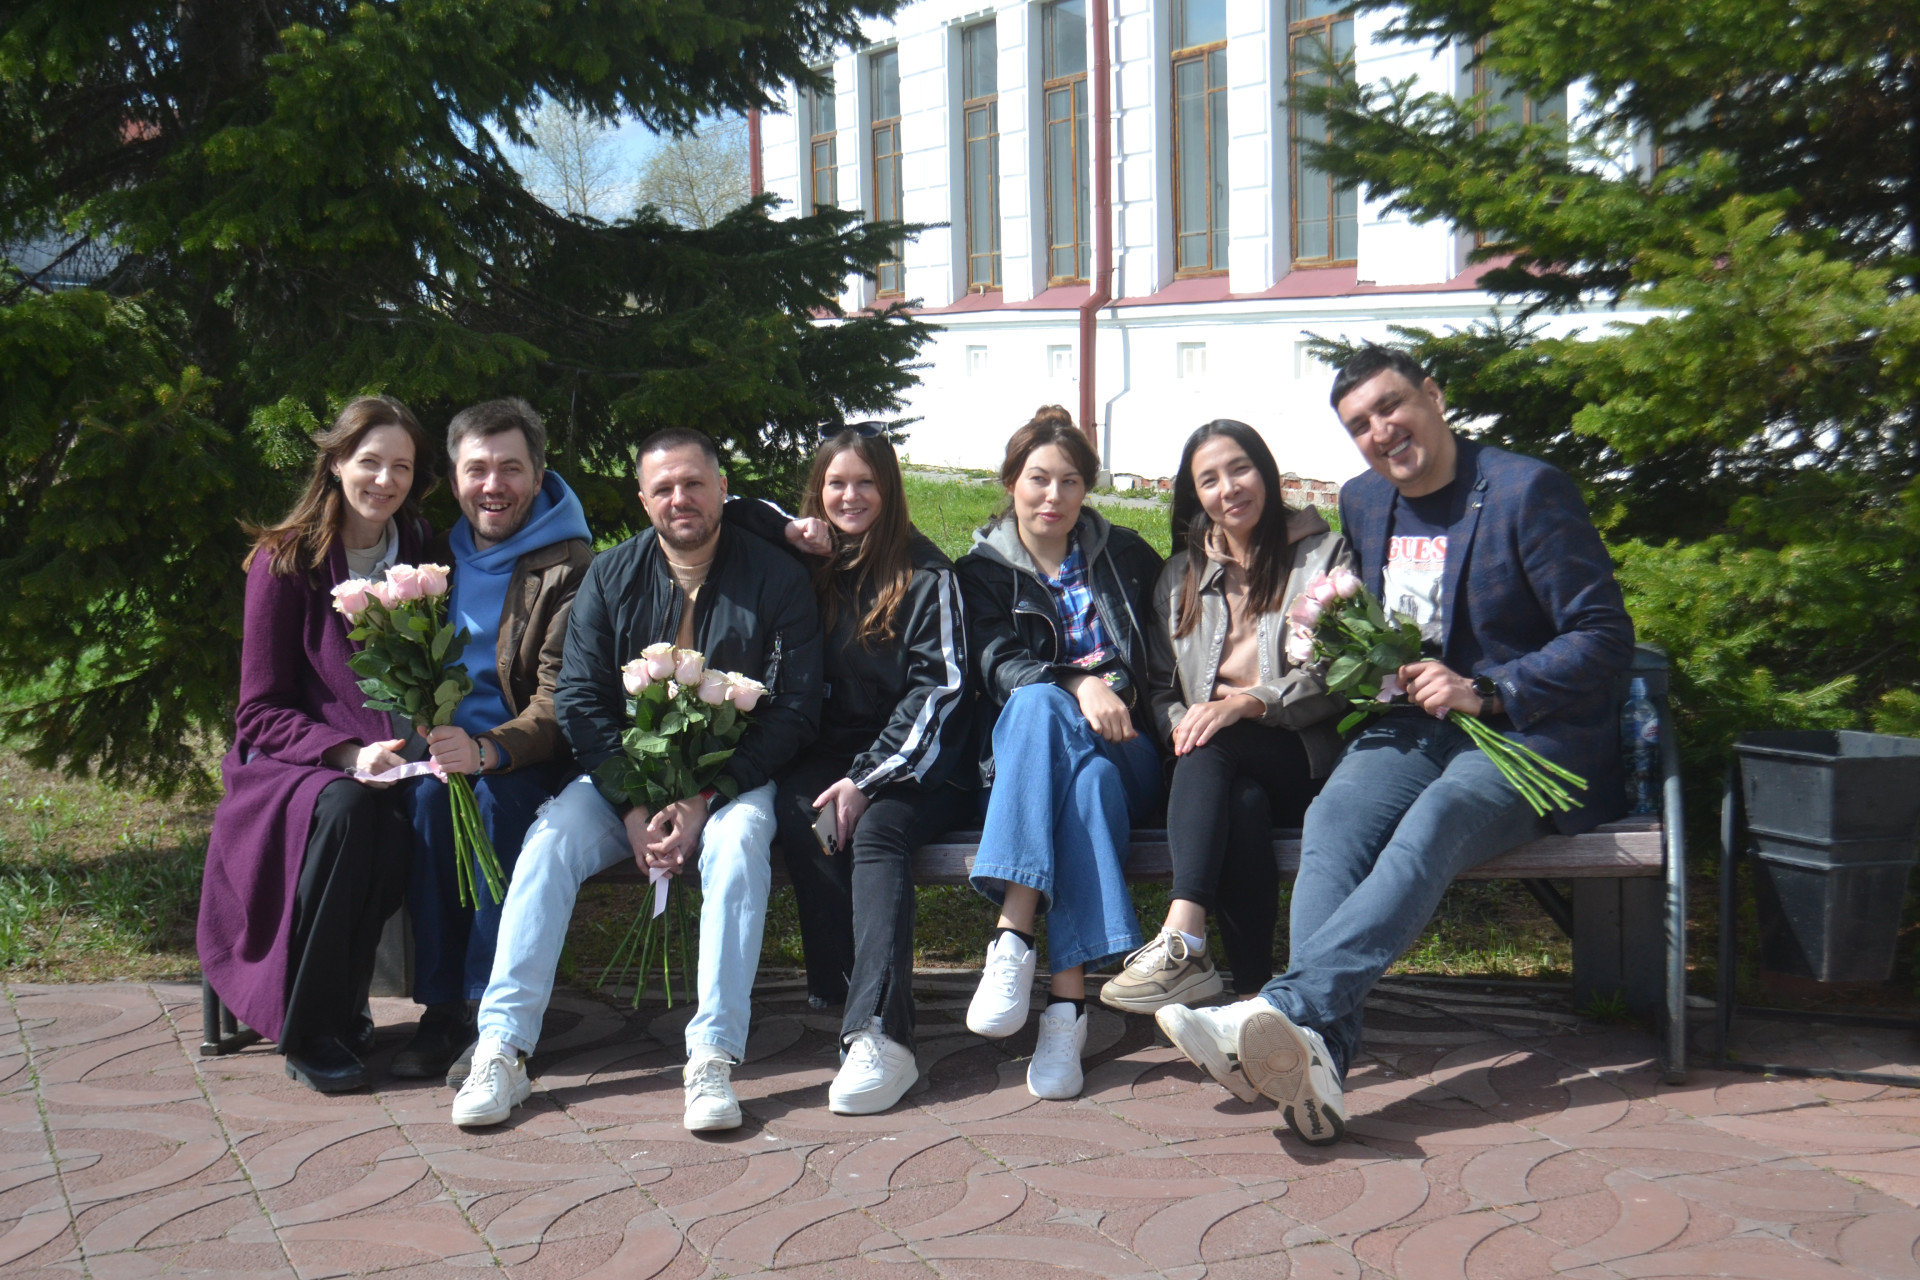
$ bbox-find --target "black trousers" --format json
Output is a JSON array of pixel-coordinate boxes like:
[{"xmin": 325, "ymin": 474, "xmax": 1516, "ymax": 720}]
[
  {"xmin": 1165, "ymin": 720, "xmax": 1322, "ymax": 993},
  {"xmin": 280, "ymin": 779, "xmax": 412, "ymax": 1050},
  {"xmin": 775, "ymin": 753, "xmax": 972, "ymax": 1052}
]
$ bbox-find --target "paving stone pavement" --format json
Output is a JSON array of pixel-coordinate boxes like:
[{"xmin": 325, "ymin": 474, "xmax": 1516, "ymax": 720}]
[{"xmin": 2, "ymin": 973, "xmax": 1917, "ymax": 1279}]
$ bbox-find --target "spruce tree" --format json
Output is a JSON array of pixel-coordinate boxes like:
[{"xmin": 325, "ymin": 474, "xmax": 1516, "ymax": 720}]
[
  {"xmin": 1300, "ymin": 0, "xmax": 1920, "ymax": 773},
  {"xmin": 0, "ymin": 0, "xmax": 926, "ymax": 791}
]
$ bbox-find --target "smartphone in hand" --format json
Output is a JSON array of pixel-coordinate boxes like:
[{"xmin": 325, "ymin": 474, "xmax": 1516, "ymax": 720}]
[{"xmin": 811, "ymin": 803, "xmax": 839, "ymax": 856}]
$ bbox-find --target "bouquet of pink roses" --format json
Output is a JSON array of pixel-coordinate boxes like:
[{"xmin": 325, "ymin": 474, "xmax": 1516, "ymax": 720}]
[
  {"xmin": 1288, "ymin": 569, "xmax": 1587, "ymax": 815},
  {"xmin": 595, "ymin": 644, "xmax": 766, "ymax": 1006},
  {"xmin": 331, "ymin": 564, "xmax": 506, "ymax": 906}
]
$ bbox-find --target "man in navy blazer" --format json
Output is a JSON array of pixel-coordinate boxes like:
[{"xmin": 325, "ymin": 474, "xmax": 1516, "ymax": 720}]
[{"xmin": 1159, "ymin": 346, "xmax": 1635, "ymax": 1145}]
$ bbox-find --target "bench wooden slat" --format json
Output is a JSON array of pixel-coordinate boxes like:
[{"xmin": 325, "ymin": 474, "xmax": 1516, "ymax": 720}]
[{"xmin": 583, "ymin": 818, "xmax": 1664, "ymax": 889}]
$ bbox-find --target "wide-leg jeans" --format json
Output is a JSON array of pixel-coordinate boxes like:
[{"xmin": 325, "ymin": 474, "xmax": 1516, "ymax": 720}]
[
  {"xmin": 1259, "ymin": 714, "xmax": 1550, "ymax": 1078},
  {"xmin": 474, "ymin": 774, "xmax": 778, "ymax": 1063},
  {"xmin": 969, "ymin": 683, "xmax": 1161, "ymax": 974}
]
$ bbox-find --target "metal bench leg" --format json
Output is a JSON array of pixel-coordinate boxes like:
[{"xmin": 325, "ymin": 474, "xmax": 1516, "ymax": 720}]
[
  {"xmin": 198, "ymin": 976, "xmax": 261, "ymax": 1057},
  {"xmin": 1572, "ymin": 878, "xmax": 1664, "ymax": 1022}
]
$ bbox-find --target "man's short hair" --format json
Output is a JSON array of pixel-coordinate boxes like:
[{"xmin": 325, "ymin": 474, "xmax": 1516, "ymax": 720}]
[
  {"xmin": 637, "ymin": 427, "xmax": 721, "ymax": 474},
  {"xmin": 447, "ymin": 398, "xmax": 546, "ymax": 472},
  {"xmin": 1329, "ymin": 345, "xmax": 1433, "ymax": 411}
]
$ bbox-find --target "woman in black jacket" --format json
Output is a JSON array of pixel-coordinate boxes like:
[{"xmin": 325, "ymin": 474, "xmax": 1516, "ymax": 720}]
[
  {"xmin": 954, "ymin": 407, "xmax": 1164, "ymax": 1101},
  {"xmin": 742, "ymin": 426, "xmax": 973, "ymax": 1116}
]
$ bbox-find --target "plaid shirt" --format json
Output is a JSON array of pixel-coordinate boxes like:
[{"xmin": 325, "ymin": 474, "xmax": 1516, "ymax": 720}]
[{"xmin": 1042, "ymin": 537, "xmax": 1115, "ymax": 666}]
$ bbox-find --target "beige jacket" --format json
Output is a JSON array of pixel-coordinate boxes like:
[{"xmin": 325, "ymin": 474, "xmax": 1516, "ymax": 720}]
[
  {"xmin": 1144, "ymin": 507, "xmax": 1357, "ymax": 778},
  {"xmin": 427, "ymin": 532, "xmax": 594, "ymax": 770}
]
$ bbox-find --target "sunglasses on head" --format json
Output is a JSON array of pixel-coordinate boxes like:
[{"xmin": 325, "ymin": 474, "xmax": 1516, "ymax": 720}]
[{"xmin": 820, "ymin": 420, "xmax": 888, "ymax": 440}]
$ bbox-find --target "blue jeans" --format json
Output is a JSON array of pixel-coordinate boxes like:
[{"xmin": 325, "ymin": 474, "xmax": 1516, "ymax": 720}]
[
  {"xmin": 1260, "ymin": 714, "xmax": 1550, "ymax": 1078},
  {"xmin": 970, "ymin": 683, "xmax": 1162, "ymax": 973},
  {"xmin": 406, "ymin": 765, "xmax": 557, "ymax": 1006},
  {"xmin": 474, "ymin": 774, "xmax": 779, "ymax": 1062}
]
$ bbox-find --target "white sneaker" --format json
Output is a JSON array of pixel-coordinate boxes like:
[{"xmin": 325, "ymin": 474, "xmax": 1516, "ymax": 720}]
[
  {"xmin": 450, "ymin": 1037, "xmax": 531, "ymax": 1128},
  {"xmin": 1026, "ymin": 1001, "xmax": 1087, "ymax": 1100},
  {"xmin": 966, "ymin": 932, "xmax": 1037, "ymax": 1038},
  {"xmin": 1155, "ymin": 1000, "xmax": 1261, "ymax": 1103},
  {"xmin": 683, "ymin": 1054, "xmax": 742, "ymax": 1132},
  {"xmin": 1238, "ymin": 1007, "xmax": 1348, "ymax": 1146},
  {"xmin": 828, "ymin": 1028, "xmax": 918, "ymax": 1115}
]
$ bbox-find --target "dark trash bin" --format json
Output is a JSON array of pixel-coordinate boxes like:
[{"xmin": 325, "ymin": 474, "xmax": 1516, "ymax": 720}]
[{"xmin": 1734, "ymin": 731, "xmax": 1920, "ymax": 982}]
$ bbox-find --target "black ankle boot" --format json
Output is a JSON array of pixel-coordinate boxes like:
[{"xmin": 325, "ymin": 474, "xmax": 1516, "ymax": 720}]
[
  {"xmin": 392, "ymin": 1002, "xmax": 474, "ymax": 1079},
  {"xmin": 285, "ymin": 1036, "xmax": 369, "ymax": 1093}
]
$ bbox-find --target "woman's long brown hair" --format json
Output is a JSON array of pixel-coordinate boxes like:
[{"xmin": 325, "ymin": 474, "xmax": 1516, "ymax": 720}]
[
  {"xmin": 1169, "ymin": 419, "xmax": 1296, "ymax": 638},
  {"xmin": 800, "ymin": 430, "xmax": 915, "ymax": 646},
  {"xmin": 243, "ymin": 396, "xmax": 435, "ymax": 577}
]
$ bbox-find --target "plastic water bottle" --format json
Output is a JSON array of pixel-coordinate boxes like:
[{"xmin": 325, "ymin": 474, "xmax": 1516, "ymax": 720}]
[{"xmin": 1621, "ymin": 677, "xmax": 1659, "ymax": 816}]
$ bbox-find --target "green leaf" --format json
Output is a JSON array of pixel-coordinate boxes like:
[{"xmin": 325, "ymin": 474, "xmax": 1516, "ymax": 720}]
[
  {"xmin": 1326, "ymin": 654, "xmax": 1363, "ymax": 690},
  {"xmin": 431, "ymin": 627, "xmax": 452, "ymax": 662},
  {"xmin": 433, "ymin": 678, "xmax": 461, "ymax": 708},
  {"xmin": 1337, "ymin": 709, "xmax": 1371, "ymax": 735},
  {"xmin": 694, "ymin": 749, "xmax": 734, "ymax": 769},
  {"xmin": 1364, "ymin": 594, "xmax": 1387, "ymax": 630}
]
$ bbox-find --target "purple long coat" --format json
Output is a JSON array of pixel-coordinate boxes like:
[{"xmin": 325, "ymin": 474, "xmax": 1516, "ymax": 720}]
[{"xmin": 196, "ymin": 520, "xmax": 426, "ymax": 1044}]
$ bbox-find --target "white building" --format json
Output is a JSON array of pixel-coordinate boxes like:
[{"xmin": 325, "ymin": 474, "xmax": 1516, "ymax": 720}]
[{"xmin": 759, "ymin": 0, "xmax": 1649, "ymax": 486}]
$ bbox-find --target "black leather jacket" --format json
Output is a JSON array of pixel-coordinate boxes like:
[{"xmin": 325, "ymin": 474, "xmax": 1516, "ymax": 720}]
[
  {"xmin": 954, "ymin": 508, "xmax": 1164, "ymax": 787},
  {"xmin": 725, "ymin": 499, "xmax": 974, "ymax": 795},
  {"xmin": 555, "ymin": 524, "xmax": 822, "ymax": 810}
]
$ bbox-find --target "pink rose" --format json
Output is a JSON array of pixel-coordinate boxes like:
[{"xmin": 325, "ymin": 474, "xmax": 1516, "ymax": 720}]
[
  {"xmin": 386, "ymin": 564, "xmax": 427, "ymax": 602},
  {"xmin": 331, "ymin": 579, "xmax": 376, "ymax": 618},
  {"xmin": 1331, "ymin": 568, "xmax": 1361, "ymax": 599},
  {"xmin": 622, "ymin": 659, "xmax": 651, "ymax": 694},
  {"xmin": 416, "ymin": 563, "xmax": 451, "ymax": 597},
  {"xmin": 674, "ymin": 650, "xmax": 705, "ymax": 685},
  {"xmin": 697, "ymin": 672, "xmax": 729, "ymax": 705},
  {"xmin": 1285, "ymin": 627, "xmax": 1316, "ymax": 666},
  {"xmin": 366, "ymin": 580, "xmax": 398, "ymax": 610},
  {"xmin": 726, "ymin": 675, "xmax": 766, "ymax": 713},
  {"xmin": 1311, "ymin": 578, "xmax": 1338, "ymax": 607},
  {"xmin": 1288, "ymin": 594, "xmax": 1323, "ymax": 628},
  {"xmin": 641, "ymin": 642, "xmax": 676, "ymax": 681},
  {"xmin": 1376, "ymin": 673, "xmax": 1406, "ymax": 703}
]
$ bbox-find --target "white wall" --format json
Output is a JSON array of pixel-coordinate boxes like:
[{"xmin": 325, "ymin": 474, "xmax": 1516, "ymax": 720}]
[{"xmin": 764, "ymin": 0, "xmax": 1643, "ymax": 484}]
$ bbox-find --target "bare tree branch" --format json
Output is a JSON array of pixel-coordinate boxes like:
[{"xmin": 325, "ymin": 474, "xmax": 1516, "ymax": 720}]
[{"xmin": 636, "ymin": 116, "xmax": 752, "ymax": 228}]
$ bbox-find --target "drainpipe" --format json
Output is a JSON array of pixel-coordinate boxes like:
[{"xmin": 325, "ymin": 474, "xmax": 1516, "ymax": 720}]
[
  {"xmin": 1077, "ymin": 0, "xmax": 1113, "ymax": 463},
  {"xmin": 748, "ymin": 108, "xmax": 764, "ymax": 196}
]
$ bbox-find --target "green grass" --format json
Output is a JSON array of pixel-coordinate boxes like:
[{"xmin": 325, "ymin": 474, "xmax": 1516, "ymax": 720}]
[
  {"xmin": 903, "ymin": 473, "xmax": 1173, "ymax": 561},
  {"xmin": 0, "ymin": 758, "xmax": 209, "ymax": 980}
]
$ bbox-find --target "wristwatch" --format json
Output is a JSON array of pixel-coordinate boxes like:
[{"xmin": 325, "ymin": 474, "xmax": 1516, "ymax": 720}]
[{"xmin": 1471, "ymin": 675, "xmax": 1502, "ymax": 714}]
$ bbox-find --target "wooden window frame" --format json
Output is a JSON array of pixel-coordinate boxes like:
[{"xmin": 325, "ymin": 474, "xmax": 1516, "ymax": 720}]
[
  {"xmin": 962, "ymin": 22, "xmax": 1002, "ymax": 291},
  {"xmin": 1042, "ymin": 0, "xmax": 1090, "ymax": 285},
  {"xmin": 804, "ymin": 77, "xmax": 838, "ymax": 213},
  {"xmin": 1287, "ymin": 2, "xmax": 1357, "ymax": 268},
  {"xmin": 1170, "ymin": 0, "xmax": 1229, "ymax": 277},
  {"xmin": 1458, "ymin": 39, "xmax": 1567, "ymax": 246},
  {"xmin": 870, "ymin": 48, "xmax": 905, "ymax": 297}
]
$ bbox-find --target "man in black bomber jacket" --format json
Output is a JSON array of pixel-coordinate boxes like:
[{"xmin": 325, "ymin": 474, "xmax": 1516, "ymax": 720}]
[{"xmin": 449, "ymin": 428, "xmax": 822, "ymax": 1135}]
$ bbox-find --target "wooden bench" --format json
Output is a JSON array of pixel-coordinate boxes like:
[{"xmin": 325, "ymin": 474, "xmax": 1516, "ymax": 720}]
[{"xmin": 582, "ymin": 814, "xmax": 1684, "ymax": 1082}]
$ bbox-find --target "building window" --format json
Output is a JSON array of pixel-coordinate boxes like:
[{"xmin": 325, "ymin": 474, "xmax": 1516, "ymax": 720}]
[
  {"xmin": 1171, "ymin": 0, "xmax": 1228, "ymax": 274},
  {"xmin": 1177, "ymin": 341, "xmax": 1207, "ymax": 378},
  {"xmin": 802, "ymin": 75, "xmax": 838, "ymax": 212},
  {"xmin": 1288, "ymin": 0, "xmax": 1357, "ymax": 266},
  {"xmin": 1042, "ymin": 0, "xmax": 1090, "ymax": 284},
  {"xmin": 1457, "ymin": 41, "xmax": 1567, "ymax": 136},
  {"xmin": 870, "ymin": 47, "xmax": 905, "ymax": 295},
  {"xmin": 962, "ymin": 22, "xmax": 1002, "ymax": 290},
  {"xmin": 1048, "ymin": 344, "xmax": 1074, "ymax": 378},
  {"xmin": 1457, "ymin": 41, "xmax": 1566, "ymax": 247}
]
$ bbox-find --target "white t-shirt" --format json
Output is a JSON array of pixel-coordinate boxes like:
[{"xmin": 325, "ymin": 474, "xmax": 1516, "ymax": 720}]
[{"xmin": 1381, "ymin": 484, "xmax": 1465, "ymax": 650}]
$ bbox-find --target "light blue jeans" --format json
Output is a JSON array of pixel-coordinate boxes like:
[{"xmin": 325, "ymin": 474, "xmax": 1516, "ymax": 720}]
[
  {"xmin": 1260, "ymin": 714, "xmax": 1551, "ymax": 1078},
  {"xmin": 474, "ymin": 774, "xmax": 778, "ymax": 1063},
  {"xmin": 969, "ymin": 683, "xmax": 1162, "ymax": 973}
]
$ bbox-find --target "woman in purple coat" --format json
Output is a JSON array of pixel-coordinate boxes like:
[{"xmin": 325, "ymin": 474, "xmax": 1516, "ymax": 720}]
[{"xmin": 196, "ymin": 396, "xmax": 433, "ymax": 1093}]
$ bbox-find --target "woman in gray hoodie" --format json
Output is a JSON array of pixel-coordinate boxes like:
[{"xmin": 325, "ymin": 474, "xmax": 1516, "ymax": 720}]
[{"xmin": 1106, "ymin": 420, "xmax": 1356, "ymax": 1019}]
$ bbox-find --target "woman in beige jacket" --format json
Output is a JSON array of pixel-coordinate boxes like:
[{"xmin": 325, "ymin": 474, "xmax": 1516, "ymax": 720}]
[{"xmin": 1102, "ymin": 420, "xmax": 1356, "ymax": 1016}]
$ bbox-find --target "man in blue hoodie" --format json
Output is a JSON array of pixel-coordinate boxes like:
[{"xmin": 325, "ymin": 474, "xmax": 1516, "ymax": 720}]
[{"xmin": 393, "ymin": 399, "xmax": 595, "ymax": 1080}]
